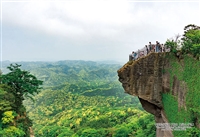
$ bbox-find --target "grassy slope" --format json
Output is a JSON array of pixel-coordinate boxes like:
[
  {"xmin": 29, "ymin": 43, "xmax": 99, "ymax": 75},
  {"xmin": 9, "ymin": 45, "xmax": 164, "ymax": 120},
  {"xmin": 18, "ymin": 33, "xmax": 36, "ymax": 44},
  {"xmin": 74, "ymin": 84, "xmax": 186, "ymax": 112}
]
[{"xmin": 162, "ymin": 53, "xmax": 200, "ymax": 137}]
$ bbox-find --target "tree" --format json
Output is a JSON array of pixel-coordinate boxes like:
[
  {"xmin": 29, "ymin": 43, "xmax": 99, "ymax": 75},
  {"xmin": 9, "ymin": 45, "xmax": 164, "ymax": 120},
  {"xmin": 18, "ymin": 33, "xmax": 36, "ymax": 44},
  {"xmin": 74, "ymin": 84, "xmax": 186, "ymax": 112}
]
[
  {"xmin": 0, "ymin": 64, "xmax": 43, "ymax": 113},
  {"xmin": 165, "ymin": 34, "xmax": 182, "ymax": 55},
  {"xmin": 0, "ymin": 64, "xmax": 43, "ymax": 136},
  {"xmin": 181, "ymin": 24, "xmax": 200, "ymax": 58},
  {"xmin": 183, "ymin": 24, "xmax": 200, "ymax": 35},
  {"xmin": 113, "ymin": 126, "xmax": 130, "ymax": 137}
]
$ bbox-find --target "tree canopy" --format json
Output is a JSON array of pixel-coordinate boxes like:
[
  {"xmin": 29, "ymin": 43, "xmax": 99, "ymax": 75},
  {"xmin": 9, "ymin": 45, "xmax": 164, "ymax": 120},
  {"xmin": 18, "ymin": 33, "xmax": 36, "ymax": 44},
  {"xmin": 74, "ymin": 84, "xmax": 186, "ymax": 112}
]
[
  {"xmin": 0, "ymin": 64, "xmax": 43, "ymax": 137},
  {"xmin": 181, "ymin": 24, "xmax": 200, "ymax": 57},
  {"xmin": 165, "ymin": 24, "xmax": 200, "ymax": 59},
  {"xmin": 1, "ymin": 64, "xmax": 43, "ymax": 110}
]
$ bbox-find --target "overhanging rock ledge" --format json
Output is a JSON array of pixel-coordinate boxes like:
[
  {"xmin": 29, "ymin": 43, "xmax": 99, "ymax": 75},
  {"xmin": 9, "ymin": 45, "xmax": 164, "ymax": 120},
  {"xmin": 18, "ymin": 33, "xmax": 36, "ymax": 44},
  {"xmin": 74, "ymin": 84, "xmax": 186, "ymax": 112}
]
[{"xmin": 117, "ymin": 52, "xmax": 174, "ymax": 137}]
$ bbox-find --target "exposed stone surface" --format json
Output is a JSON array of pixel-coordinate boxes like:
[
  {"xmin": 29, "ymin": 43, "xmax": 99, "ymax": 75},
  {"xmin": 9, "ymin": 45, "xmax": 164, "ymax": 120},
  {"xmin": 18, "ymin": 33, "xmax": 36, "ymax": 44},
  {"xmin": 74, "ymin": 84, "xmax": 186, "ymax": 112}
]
[
  {"xmin": 172, "ymin": 76, "xmax": 187, "ymax": 110},
  {"xmin": 117, "ymin": 52, "xmax": 187, "ymax": 137},
  {"xmin": 118, "ymin": 53, "xmax": 165, "ymax": 107}
]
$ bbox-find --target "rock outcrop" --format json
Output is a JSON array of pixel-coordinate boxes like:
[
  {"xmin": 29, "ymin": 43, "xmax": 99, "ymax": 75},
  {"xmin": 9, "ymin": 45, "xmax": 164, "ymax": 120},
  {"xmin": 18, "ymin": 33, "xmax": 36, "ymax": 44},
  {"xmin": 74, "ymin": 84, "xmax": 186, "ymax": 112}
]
[{"xmin": 117, "ymin": 52, "xmax": 175, "ymax": 137}]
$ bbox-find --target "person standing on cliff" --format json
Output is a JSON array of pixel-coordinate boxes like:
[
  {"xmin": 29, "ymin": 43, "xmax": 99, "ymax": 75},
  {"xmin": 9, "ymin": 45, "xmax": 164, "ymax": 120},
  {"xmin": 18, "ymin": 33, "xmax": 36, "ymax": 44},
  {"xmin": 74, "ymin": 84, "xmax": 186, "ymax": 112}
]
[
  {"xmin": 152, "ymin": 44, "xmax": 155, "ymax": 52},
  {"xmin": 148, "ymin": 42, "xmax": 152, "ymax": 52},
  {"xmin": 132, "ymin": 51, "xmax": 135, "ymax": 60},
  {"xmin": 140, "ymin": 50, "xmax": 144, "ymax": 57},
  {"xmin": 156, "ymin": 41, "xmax": 160, "ymax": 52},
  {"xmin": 134, "ymin": 52, "xmax": 137, "ymax": 60},
  {"xmin": 145, "ymin": 45, "xmax": 149, "ymax": 55},
  {"xmin": 158, "ymin": 43, "xmax": 162, "ymax": 52},
  {"xmin": 161, "ymin": 44, "xmax": 164, "ymax": 52}
]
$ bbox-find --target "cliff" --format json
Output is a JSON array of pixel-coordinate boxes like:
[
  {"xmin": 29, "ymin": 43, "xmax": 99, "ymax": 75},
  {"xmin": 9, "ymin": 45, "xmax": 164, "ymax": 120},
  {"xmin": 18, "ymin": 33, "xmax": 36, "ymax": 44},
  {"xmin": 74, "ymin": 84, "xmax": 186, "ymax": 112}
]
[{"xmin": 117, "ymin": 52, "xmax": 200, "ymax": 137}]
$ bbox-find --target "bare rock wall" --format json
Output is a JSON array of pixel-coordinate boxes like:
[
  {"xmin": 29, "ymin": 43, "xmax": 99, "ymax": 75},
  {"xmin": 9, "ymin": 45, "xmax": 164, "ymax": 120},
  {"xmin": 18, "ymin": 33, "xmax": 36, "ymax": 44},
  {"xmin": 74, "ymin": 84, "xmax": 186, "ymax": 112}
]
[{"xmin": 117, "ymin": 52, "xmax": 186, "ymax": 137}]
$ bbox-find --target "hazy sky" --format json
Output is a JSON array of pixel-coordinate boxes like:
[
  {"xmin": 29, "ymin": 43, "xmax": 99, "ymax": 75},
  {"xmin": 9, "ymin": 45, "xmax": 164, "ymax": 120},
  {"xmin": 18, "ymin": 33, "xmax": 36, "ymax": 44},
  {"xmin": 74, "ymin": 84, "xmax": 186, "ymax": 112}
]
[{"xmin": 1, "ymin": 0, "xmax": 200, "ymax": 63}]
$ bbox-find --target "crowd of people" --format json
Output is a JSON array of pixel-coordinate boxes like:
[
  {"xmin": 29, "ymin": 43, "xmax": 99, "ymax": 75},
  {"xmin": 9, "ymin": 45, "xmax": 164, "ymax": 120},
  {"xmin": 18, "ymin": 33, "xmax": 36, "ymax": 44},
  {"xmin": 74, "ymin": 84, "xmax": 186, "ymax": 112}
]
[{"xmin": 129, "ymin": 41, "xmax": 170, "ymax": 61}]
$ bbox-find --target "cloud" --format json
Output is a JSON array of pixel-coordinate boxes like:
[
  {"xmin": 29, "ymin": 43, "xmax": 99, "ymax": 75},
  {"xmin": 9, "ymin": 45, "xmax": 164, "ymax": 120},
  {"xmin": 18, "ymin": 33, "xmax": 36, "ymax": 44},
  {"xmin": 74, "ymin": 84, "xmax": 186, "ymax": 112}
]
[
  {"xmin": 1, "ymin": 1, "xmax": 200, "ymax": 62},
  {"xmin": 2, "ymin": 1, "xmax": 133, "ymax": 37}
]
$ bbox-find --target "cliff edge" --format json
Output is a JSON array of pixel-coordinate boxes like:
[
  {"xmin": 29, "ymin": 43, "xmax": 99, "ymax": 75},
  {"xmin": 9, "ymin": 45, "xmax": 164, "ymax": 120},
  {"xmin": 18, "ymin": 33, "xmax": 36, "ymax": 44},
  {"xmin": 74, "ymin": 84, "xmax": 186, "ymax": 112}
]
[{"xmin": 117, "ymin": 52, "xmax": 197, "ymax": 137}]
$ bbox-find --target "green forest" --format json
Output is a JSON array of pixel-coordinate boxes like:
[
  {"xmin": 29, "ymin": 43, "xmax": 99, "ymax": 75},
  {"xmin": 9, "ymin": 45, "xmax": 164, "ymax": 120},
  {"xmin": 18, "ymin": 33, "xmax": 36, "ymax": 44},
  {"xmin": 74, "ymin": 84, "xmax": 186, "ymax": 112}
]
[{"xmin": 0, "ymin": 61, "xmax": 155, "ymax": 137}]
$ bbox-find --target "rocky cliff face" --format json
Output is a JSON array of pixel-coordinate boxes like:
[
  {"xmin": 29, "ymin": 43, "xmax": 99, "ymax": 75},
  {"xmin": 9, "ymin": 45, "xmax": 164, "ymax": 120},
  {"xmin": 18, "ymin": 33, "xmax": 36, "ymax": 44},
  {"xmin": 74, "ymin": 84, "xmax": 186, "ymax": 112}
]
[{"xmin": 117, "ymin": 52, "xmax": 186, "ymax": 137}]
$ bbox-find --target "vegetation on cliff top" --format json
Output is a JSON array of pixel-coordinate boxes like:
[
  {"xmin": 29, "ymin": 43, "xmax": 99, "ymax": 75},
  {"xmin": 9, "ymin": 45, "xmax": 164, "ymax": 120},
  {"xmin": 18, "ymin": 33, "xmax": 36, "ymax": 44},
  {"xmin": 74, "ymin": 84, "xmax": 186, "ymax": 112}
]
[
  {"xmin": 162, "ymin": 24, "xmax": 200, "ymax": 137},
  {"xmin": 165, "ymin": 24, "xmax": 200, "ymax": 59}
]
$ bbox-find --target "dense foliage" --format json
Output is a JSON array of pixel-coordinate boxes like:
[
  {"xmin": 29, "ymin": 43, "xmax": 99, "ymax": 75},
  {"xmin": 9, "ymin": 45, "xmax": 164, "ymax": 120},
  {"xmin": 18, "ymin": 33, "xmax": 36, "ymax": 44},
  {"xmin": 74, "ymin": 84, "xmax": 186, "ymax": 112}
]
[
  {"xmin": 162, "ymin": 53, "xmax": 200, "ymax": 137},
  {"xmin": 25, "ymin": 89, "xmax": 155, "ymax": 137},
  {"xmin": 0, "ymin": 85, "xmax": 25, "ymax": 137},
  {"xmin": 165, "ymin": 24, "xmax": 200, "ymax": 59},
  {"xmin": 21, "ymin": 61, "xmax": 156, "ymax": 137},
  {"xmin": 1, "ymin": 64, "xmax": 43, "ymax": 113},
  {"xmin": 163, "ymin": 24, "xmax": 200, "ymax": 136},
  {"xmin": 0, "ymin": 64, "xmax": 43, "ymax": 137},
  {"xmin": 0, "ymin": 61, "xmax": 155, "ymax": 137}
]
